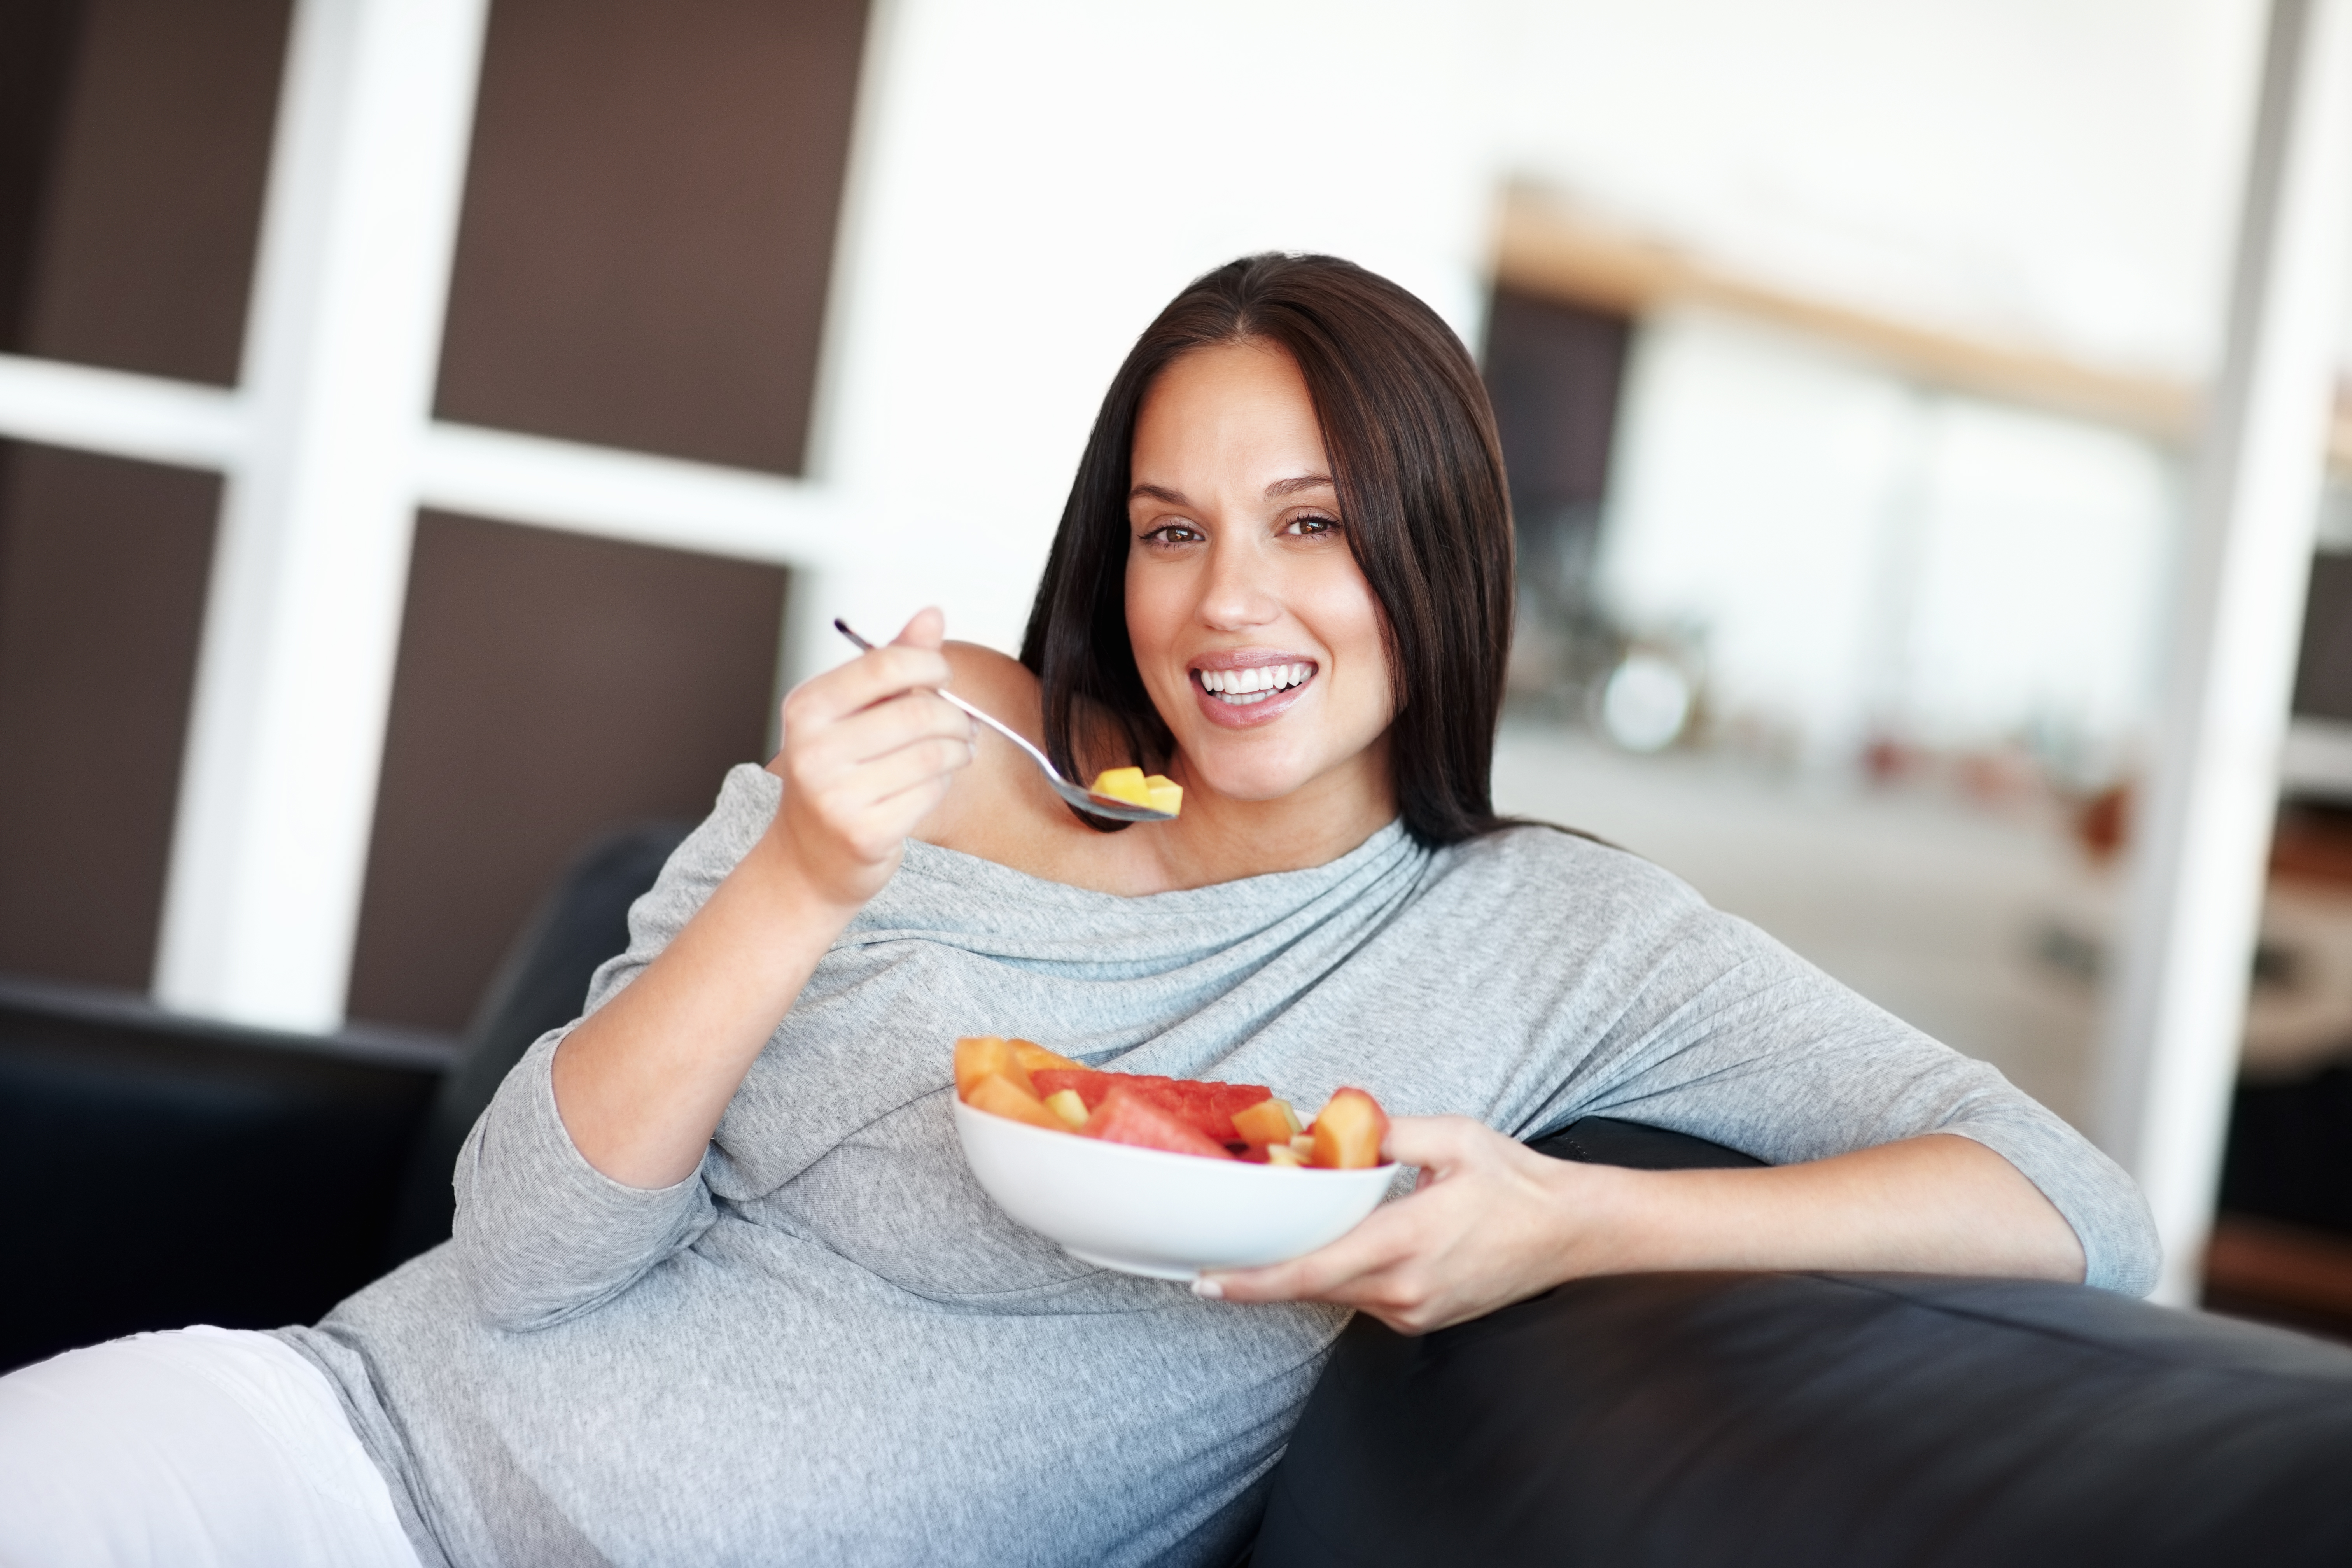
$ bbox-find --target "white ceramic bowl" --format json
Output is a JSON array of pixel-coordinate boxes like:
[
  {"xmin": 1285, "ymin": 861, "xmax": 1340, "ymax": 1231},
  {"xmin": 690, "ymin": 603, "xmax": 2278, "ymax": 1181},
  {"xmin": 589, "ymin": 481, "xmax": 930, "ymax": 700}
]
[{"xmin": 953, "ymin": 1098, "xmax": 1398, "ymax": 1280}]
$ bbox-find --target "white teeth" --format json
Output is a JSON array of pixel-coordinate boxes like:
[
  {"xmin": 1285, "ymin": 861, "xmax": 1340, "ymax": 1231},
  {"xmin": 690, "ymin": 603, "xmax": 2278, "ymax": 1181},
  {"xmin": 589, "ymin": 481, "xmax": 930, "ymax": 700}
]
[{"xmin": 1197, "ymin": 662, "xmax": 1316, "ymax": 704}]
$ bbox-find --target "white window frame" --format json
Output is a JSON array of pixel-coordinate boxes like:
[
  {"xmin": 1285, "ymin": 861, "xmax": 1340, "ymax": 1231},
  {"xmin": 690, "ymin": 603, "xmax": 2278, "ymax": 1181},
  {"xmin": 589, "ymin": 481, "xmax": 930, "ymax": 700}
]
[{"xmin": 0, "ymin": 0, "xmax": 842, "ymax": 1032}]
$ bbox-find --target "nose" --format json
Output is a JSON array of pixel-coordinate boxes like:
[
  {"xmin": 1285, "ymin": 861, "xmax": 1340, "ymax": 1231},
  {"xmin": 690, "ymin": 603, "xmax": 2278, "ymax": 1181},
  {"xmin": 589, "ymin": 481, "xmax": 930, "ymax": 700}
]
[{"xmin": 1195, "ymin": 531, "xmax": 1280, "ymax": 632}]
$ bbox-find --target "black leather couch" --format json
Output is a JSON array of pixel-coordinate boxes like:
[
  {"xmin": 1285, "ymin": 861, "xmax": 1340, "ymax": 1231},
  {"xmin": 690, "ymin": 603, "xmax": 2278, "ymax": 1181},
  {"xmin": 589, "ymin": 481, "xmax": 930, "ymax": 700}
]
[
  {"xmin": 7, "ymin": 827, "xmax": 2352, "ymax": 1564},
  {"xmin": 0, "ymin": 821, "xmax": 691, "ymax": 1372}
]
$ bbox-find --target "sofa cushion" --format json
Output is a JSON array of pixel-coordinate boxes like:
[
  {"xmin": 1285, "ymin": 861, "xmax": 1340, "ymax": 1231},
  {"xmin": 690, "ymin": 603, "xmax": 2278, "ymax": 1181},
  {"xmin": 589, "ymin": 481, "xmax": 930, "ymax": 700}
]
[{"xmin": 1253, "ymin": 1269, "xmax": 2352, "ymax": 1566}]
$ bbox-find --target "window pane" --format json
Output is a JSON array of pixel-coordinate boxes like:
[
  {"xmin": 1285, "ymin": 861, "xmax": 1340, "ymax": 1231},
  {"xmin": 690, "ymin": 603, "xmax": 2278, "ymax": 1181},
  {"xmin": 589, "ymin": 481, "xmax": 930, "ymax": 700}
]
[
  {"xmin": 347, "ymin": 512, "xmax": 788, "ymax": 1032},
  {"xmin": 0, "ymin": 442, "xmax": 217, "ymax": 988},
  {"xmin": 7, "ymin": 0, "xmax": 290, "ymax": 384},
  {"xmin": 434, "ymin": 0, "xmax": 869, "ymax": 474}
]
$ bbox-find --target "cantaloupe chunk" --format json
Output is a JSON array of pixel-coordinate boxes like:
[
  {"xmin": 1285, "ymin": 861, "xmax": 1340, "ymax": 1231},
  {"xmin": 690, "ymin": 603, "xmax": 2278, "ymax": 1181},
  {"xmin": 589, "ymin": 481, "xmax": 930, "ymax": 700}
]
[
  {"xmin": 1308, "ymin": 1088, "xmax": 1389, "ymax": 1169},
  {"xmin": 966, "ymin": 1071, "xmax": 1070, "ymax": 1133},
  {"xmin": 1088, "ymin": 767, "xmax": 1152, "ymax": 806},
  {"xmin": 1142, "ymin": 774, "xmax": 1183, "ymax": 816},
  {"xmin": 1010, "ymin": 1039, "xmax": 1085, "ymax": 1074},
  {"xmin": 1231, "ymin": 1097, "xmax": 1301, "ymax": 1148},
  {"xmin": 953, "ymin": 1036, "xmax": 1034, "ymax": 1101}
]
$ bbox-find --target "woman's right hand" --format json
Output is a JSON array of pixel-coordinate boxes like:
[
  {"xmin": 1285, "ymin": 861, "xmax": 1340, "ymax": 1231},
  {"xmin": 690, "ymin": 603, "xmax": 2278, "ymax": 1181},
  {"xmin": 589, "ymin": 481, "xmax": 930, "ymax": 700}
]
[{"xmin": 766, "ymin": 606, "xmax": 977, "ymax": 913}]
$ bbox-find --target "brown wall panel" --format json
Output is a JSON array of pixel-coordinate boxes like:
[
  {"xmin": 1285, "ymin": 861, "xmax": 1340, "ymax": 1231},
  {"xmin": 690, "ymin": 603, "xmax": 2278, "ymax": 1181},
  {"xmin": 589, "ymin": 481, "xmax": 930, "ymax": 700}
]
[
  {"xmin": 434, "ymin": 0, "xmax": 868, "ymax": 474},
  {"xmin": 18, "ymin": 0, "xmax": 289, "ymax": 384},
  {"xmin": 1482, "ymin": 287, "xmax": 1633, "ymax": 516},
  {"xmin": 0, "ymin": 0, "xmax": 86, "ymax": 349},
  {"xmin": 347, "ymin": 513, "xmax": 786, "ymax": 1032},
  {"xmin": 0, "ymin": 443, "xmax": 216, "ymax": 987}
]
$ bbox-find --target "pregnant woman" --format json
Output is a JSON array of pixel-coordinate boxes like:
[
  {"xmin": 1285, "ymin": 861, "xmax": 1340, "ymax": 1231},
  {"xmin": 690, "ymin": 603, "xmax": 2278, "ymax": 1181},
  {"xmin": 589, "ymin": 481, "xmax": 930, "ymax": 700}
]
[{"xmin": 0, "ymin": 254, "xmax": 2157, "ymax": 1566}]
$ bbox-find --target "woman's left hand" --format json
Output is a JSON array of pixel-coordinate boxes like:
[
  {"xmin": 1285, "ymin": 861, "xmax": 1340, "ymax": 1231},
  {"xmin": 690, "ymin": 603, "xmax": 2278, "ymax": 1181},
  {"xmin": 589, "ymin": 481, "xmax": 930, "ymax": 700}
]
[{"xmin": 1195, "ymin": 1116, "xmax": 1608, "ymax": 1335}]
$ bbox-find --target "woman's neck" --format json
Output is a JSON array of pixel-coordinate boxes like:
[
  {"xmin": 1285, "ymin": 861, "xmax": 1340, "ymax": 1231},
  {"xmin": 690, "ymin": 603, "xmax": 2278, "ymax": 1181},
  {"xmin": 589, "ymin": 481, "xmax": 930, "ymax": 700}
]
[{"xmin": 1126, "ymin": 740, "xmax": 1395, "ymax": 892}]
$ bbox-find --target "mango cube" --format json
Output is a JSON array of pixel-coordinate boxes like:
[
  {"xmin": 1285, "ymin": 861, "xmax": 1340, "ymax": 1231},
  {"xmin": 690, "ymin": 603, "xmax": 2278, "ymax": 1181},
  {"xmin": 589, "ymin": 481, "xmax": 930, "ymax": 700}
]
[
  {"xmin": 1089, "ymin": 767, "xmax": 1152, "ymax": 807},
  {"xmin": 1142, "ymin": 775, "xmax": 1183, "ymax": 816},
  {"xmin": 1309, "ymin": 1088, "xmax": 1389, "ymax": 1169},
  {"xmin": 966, "ymin": 1071, "xmax": 1070, "ymax": 1133},
  {"xmin": 953, "ymin": 1036, "xmax": 1034, "ymax": 1101},
  {"xmin": 1011, "ymin": 1039, "xmax": 1085, "ymax": 1074},
  {"xmin": 1231, "ymin": 1097, "xmax": 1301, "ymax": 1147}
]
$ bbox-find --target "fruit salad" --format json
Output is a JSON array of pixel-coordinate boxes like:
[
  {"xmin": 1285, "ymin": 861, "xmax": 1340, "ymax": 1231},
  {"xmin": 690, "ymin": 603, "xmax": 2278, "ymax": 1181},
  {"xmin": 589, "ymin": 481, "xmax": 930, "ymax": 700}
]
[
  {"xmin": 953, "ymin": 1037, "xmax": 1388, "ymax": 1168},
  {"xmin": 1087, "ymin": 767, "xmax": 1183, "ymax": 816}
]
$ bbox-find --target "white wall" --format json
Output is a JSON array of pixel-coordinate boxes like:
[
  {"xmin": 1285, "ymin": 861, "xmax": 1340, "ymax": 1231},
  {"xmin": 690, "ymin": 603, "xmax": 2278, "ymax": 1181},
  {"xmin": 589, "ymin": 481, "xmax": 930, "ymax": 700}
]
[
  {"xmin": 807, "ymin": 0, "xmax": 2260, "ymax": 763},
  {"xmin": 1495, "ymin": 0, "xmax": 2264, "ymax": 377},
  {"xmin": 0, "ymin": 0, "xmax": 2287, "ymax": 1026},
  {"xmin": 805, "ymin": 0, "xmax": 1502, "ymax": 667},
  {"xmin": 1598, "ymin": 309, "xmax": 2180, "ymax": 768}
]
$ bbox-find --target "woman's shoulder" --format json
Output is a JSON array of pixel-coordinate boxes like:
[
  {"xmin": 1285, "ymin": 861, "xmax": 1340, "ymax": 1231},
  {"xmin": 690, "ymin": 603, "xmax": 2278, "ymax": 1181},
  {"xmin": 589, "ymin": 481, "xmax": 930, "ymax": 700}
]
[
  {"xmin": 1439, "ymin": 820, "xmax": 1717, "ymax": 924},
  {"xmin": 942, "ymin": 641, "xmax": 1043, "ymax": 737},
  {"xmin": 919, "ymin": 643, "xmax": 1097, "ymax": 870}
]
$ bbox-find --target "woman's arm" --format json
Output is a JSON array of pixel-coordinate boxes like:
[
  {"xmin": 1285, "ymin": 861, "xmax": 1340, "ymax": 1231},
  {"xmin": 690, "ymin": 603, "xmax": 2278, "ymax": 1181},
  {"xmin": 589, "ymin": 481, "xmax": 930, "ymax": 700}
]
[
  {"xmin": 549, "ymin": 609, "xmax": 975, "ymax": 1188},
  {"xmin": 1198, "ymin": 1116, "xmax": 2085, "ymax": 1335}
]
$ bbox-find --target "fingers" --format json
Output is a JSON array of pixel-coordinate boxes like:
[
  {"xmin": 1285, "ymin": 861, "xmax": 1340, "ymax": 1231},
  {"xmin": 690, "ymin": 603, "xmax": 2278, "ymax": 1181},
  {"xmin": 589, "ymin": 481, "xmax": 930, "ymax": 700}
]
[
  {"xmin": 891, "ymin": 606, "xmax": 947, "ymax": 650},
  {"xmin": 815, "ymin": 690, "xmax": 975, "ymax": 771},
  {"xmin": 1198, "ymin": 1116, "xmax": 1579, "ymax": 1336},
  {"xmin": 786, "ymin": 721, "xmax": 974, "ymax": 854},
  {"xmin": 1378, "ymin": 1114, "xmax": 1493, "ymax": 1174},
  {"xmin": 788, "ymin": 644, "xmax": 956, "ymax": 732},
  {"xmin": 1206, "ymin": 1202, "xmax": 1419, "ymax": 1305},
  {"xmin": 852, "ymin": 734, "xmax": 979, "ymax": 810}
]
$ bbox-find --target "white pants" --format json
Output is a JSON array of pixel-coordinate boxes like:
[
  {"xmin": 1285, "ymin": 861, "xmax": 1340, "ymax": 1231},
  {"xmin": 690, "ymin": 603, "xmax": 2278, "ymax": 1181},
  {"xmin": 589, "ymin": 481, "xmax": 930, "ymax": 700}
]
[{"xmin": 0, "ymin": 1326, "xmax": 424, "ymax": 1568}]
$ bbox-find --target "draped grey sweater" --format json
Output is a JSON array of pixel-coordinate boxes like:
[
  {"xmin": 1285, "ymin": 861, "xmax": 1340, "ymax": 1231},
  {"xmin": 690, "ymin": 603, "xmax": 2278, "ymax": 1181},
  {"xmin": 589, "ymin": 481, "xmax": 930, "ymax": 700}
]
[{"xmin": 281, "ymin": 763, "xmax": 2158, "ymax": 1568}]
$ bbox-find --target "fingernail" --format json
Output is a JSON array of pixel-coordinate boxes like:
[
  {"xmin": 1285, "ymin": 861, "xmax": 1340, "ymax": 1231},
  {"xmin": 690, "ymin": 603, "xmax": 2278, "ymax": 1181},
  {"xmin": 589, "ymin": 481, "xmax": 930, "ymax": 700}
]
[{"xmin": 1190, "ymin": 1276, "xmax": 1224, "ymax": 1299}]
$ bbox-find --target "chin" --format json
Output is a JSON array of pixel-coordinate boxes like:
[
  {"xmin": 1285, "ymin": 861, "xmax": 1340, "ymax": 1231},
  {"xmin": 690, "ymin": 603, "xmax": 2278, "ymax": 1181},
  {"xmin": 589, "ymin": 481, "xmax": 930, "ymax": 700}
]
[{"xmin": 1185, "ymin": 749, "xmax": 1324, "ymax": 805}]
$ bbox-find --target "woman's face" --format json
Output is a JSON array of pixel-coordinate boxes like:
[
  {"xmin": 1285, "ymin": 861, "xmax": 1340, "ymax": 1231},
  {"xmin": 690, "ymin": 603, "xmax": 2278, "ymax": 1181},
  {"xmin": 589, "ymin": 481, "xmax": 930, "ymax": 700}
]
[{"xmin": 1124, "ymin": 340, "xmax": 1395, "ymax": 811}]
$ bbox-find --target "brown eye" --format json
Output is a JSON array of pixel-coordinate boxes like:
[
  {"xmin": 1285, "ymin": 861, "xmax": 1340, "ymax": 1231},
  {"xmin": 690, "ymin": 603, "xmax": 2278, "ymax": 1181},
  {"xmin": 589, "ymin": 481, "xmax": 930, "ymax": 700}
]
[
  {"xmin": 1285, "ymin": 513, "xmax": 1339, "ymax": 537},
  {"xmin": 1144, "ymin": 523, "xmax": 1203, "ymax": 545}
]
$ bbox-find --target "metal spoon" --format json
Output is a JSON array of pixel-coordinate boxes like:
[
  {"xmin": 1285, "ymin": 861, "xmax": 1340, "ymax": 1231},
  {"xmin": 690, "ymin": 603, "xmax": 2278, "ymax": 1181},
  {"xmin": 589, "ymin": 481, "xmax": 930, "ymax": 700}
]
[{"xmin": 832, "ymin": 619, "xmax": 1176, "ymax": 822}]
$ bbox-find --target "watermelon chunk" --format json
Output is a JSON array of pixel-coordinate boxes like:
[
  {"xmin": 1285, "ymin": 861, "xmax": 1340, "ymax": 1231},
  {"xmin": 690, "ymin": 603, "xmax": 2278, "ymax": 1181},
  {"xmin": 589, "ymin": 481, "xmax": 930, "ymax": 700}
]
[
  {"xmin": 1082, "ymin": 1086, "xmax": 1235, "ymax": 1160},
  {"xmin": 1030, "ymin": 1069, "xmax": 1272, "ymax": 1144}
]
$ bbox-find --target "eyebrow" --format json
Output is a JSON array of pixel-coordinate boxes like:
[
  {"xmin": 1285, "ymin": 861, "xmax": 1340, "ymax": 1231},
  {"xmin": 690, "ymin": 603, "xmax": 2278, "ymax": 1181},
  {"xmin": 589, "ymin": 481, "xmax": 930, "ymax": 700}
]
[
  {"xmin": 1265, "ymin": 473, "xmax": 1334, "ymax": 498},
  {"xmin": 1126, "ymin": 473, "xmax": 1335, "ymax": 506}
]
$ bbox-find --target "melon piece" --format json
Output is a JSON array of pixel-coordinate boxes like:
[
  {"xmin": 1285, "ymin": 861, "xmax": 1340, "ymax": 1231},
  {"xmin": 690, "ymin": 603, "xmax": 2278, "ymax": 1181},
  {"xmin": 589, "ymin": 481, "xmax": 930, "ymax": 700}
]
[
  {"xmin": 953, "ymin": 1037, "xmax": 1034, "ymax": 1101},
  {"xmin": 1042, "ymin": 1088, "xmax": 1090, "ymax": 1129},
  {"xmin": 966, "ymin": 1071, "xmax": 1069, "ymax": 1133},
  {"xmin": 1083, "ymin": 1086, "xmax": 1235, "ymax": 1160},
  {"xmin": 1231, "ymin": 1097, "xmax": 1301, "ymax": 1148},
  {"xmin": 1032, "ymin": 1068, "xmax": 1115, "ymax": 1112},
  {"xmin": 1011, "ymin": 1039, "xmax": 1085, "ymax": 1074},
  {"xmin": 1308, "ymin": 1088, "xmax": 1390, "ymax": 1169},
  {"xmin": 1142, "ymin": 774, "xmax": 1183, "ymax": 816},
  {"xmin": 1264, "ymin": 1142, "xmax": 1305, "ymax": 1168},
  {"xmin": 1088, "ymin": 767, "xmax": 1152, "ymax": 807},
  {"xmin": 1035, "ymin": 1069, "xmax": 1271, "ymax": 1143}
]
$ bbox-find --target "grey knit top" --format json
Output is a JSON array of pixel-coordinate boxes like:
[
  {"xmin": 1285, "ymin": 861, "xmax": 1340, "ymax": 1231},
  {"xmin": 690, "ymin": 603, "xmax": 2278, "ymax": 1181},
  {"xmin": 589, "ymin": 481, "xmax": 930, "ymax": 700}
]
[{"xmin": 282, "ymin": 763, "xmax": 2158, "ymax": 1568}]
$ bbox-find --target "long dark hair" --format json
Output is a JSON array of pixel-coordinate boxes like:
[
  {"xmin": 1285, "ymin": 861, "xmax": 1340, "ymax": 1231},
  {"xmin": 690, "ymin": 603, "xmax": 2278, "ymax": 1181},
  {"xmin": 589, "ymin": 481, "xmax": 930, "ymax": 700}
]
[{"xmin": 1018, "ymin": 253, "xmax": 1516, "ymax": 847}]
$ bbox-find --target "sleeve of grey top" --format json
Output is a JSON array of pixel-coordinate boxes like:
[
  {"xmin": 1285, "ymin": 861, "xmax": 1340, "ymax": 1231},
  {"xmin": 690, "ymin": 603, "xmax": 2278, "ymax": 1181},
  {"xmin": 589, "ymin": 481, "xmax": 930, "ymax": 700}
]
[
  {"xmin": 449, "ymin": 764, "xmax": 779, "ymax": 1330},
  {"xmin": 1524, "ymin": 850, "xmax": 2161, "ymax": 1295}
]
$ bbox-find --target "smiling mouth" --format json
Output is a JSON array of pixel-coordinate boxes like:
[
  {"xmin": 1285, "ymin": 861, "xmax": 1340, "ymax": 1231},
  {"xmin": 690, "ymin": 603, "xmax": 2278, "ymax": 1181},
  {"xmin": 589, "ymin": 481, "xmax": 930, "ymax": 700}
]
[{"xmin": 1194, "ymin": 662, "xmax": 1316, "ymax": 706}]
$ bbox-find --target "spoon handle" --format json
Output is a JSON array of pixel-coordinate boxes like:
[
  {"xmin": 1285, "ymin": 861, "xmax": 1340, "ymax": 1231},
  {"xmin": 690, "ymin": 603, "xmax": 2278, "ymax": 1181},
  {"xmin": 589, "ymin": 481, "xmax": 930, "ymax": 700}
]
[{"xmin": 831, "ymin": 619, "xmax": 1073, "ymax": 786}]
